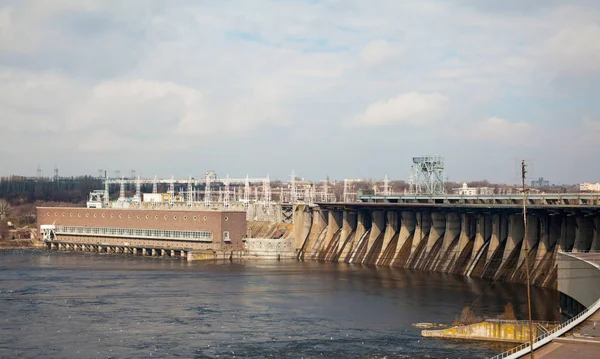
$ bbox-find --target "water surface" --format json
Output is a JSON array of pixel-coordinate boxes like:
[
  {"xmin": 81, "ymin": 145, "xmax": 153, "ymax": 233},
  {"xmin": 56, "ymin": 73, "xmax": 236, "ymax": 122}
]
[{"xmin": 0, "ymin": 250, "xmax": 559, "ymax": 358}]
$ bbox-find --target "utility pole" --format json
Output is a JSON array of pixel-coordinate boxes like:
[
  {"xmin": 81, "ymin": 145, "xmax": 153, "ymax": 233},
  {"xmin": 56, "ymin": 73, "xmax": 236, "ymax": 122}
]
[{"xmin": 522, "ymin": 160, "xmax": 534, "ymax": 359}]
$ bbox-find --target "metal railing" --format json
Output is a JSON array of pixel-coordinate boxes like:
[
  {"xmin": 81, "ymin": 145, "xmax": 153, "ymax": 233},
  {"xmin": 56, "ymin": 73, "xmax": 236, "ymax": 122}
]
[
  {"xmin": 484, "ymin": 319, "xmax": 559, "ymax": 326},
  {"xmin": 488, "ymin": 251, "xmax": 600, "ymax": 359}
]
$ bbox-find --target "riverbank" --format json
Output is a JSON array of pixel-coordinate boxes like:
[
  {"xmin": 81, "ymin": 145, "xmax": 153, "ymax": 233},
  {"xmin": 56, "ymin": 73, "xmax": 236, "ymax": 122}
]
[{"xmin": 0, "ymin": 239, "xmax": 37, "ymax": 250}]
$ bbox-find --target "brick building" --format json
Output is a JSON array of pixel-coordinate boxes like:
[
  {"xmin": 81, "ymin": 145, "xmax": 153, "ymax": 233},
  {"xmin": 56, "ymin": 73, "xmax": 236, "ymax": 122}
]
[{"xmin": 37, "ymin": 207, "xmax": 246, "ymax": 251}]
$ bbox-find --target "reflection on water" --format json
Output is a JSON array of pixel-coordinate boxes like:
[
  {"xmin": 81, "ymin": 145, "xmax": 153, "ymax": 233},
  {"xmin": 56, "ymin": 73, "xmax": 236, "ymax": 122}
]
[{"xmin": 0, "ymin": 250, "xmax": 559, "ymax": 358}]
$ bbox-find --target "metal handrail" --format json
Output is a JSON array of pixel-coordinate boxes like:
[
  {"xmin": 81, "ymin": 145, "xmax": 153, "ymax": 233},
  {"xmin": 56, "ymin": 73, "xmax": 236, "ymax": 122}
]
[
  {"xmin": 484, "ymin": 319, "xmax": 559, "ymax": 326},
  {"xmin": 535, "ymin": 323, "xmax": 550, "ymax": 336},
  {"xmin": 488, "ymin": 298, "xmax": 600, "ymax": 358},
  {"xmin": 488, "ymin": 251, "xmax": 600, "ymax": 359}
]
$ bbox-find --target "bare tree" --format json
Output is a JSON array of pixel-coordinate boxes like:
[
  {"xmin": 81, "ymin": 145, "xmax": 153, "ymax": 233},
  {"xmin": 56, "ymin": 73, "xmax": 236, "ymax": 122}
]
[
  {"xmin": 0, "ymin": 221, "xmax": 8, "ymax": 240},
  {"xmin": 0, "ymin": 199, "xmax": 11, "ymax": 220},
  {"xmin": 452, "ymin": 306, "xmax": 482, "ymax": 326}
]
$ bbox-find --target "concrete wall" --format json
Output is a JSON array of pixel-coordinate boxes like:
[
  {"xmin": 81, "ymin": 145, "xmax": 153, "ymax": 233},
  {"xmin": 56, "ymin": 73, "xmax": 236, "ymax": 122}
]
[
  {"xmin": 244, "ymin": 237, "xmax": 296, "ymax": 259},
  {"xmin": 558, "ymin": 252, "xmax": 600, "ymax": 308},
  {"xmin": 294, "ymin": 205, "xmax": 600, "ymax": 289},
  {"xmin": 422, "ymin": 320, "xmax": 537, "ymax": 343}
]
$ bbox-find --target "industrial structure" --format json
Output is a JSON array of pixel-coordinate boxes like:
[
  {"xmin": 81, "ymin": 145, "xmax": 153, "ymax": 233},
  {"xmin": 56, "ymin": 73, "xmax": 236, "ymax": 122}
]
[
  {"xmin": 409, "ymin": 155, "xmax": 446, "ymax": 195},
  {"xmin": 89, "ymin": 171, "xmax": 337, "ymax": 210},
  {"xmin": 29, "ymin": 158, "xmax": 600, "ymax": 359},
  {"xmin": 293, "ymin": 201, "xmax": 600, "ymax": 290},
  {"xmin": 38, "ymin": 207, "xmax": 246, "ymax": 259}
]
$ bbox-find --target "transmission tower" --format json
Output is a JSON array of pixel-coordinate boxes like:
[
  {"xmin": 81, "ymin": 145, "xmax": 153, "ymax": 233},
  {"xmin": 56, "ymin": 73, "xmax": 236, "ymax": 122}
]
[{"xmin": 409, "ymin": 155, "xmax": 446, "ymax": 195}]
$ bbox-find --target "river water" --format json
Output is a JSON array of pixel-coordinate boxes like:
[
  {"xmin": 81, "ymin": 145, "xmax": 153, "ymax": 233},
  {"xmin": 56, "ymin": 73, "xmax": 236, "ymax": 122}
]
[{"xmin": 0, "ymin": 250, "xmax": 559, "ymax": 359}]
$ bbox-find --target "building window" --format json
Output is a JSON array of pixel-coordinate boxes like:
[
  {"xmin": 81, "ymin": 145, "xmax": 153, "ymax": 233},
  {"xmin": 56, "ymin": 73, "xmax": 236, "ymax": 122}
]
[
  {"xmin": 78, "ymin": 213, "xmax": 81, "ymax": 218},
  {"xmin": 224, "ymin": 216, "xmax": 229, "ymax": 221},
  {"xmin": 164, "ymin": 215, "xmax": 167, "ymax": 220},
  {"xmin": 183, "ymin": 216, "xmax": 187, "ymax": 220},
  {"xmin": 62, "ymin": 213, "xmax": 65, "ymax": 217},
  {"xmin": 102, "ymin": 214, "xmax": 106, "ymax": 218},
  {"xmin": 173, "ymin": 216, "xmax": 177, "ymax": 220},
  {"xmin": 47, "ymin": 212, "xmax": 50, "ymax": 216},
  {"xmin": 94, "ymin": 214, "xmax": 97, "ymax": 218},
  {"xmin": 119, "ymin": 214, "xmax": 122, "ymax": 219},
  {"xmin": 203, "ymin": 216, "xmax": 207, "ymax": 221},
  {"xmin": 146, "ymin": 215, "xmax": 149, "ymax": 219},
  {"xmin": 223, "ymin": 231, "xmax": 230, "ymax": 242},
  {"xmin": 53, "ymin": 226, "xmax": 213, "ymax": 242},
  {"xmin": 193, "ymin": 216, "xmax": 197, "ymax": 220},
  {"xmin": 85, "ymin": 213, "xmax": 89, "ymax": 218}
]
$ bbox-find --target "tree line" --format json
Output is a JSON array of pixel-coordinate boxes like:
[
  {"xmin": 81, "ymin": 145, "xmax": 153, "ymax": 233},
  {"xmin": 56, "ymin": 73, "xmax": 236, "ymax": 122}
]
[{"xmin": 0, "ymin": 176, "xmax": 103, "ymax": 204}]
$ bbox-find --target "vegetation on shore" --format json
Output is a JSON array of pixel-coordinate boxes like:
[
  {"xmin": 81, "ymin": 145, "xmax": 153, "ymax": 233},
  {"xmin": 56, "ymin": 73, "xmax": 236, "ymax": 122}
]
[{"xmin": 452, "ymin": 303, "xmax": 517, "ymax": 326}]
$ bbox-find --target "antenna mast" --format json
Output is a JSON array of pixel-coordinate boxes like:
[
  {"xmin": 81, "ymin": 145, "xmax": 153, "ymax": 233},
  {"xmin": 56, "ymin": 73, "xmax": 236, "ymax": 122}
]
[{"xmin": 522, "ymin": 160, "xmax": 534, "ymax": 359}]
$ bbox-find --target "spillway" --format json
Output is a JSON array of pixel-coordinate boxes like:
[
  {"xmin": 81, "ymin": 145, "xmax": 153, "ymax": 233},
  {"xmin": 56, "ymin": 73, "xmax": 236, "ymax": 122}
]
[{"xmin": 293, "ymin": 203, "xmax": 600, "ymax": 289}]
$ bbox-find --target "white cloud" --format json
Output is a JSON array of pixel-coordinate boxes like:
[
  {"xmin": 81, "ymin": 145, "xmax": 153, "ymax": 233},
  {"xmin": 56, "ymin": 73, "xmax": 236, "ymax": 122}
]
[
  {"xmin": 0, "ymin": 69, "xmax": 81, "ymax": 134},
  {"xmin": 544, "ymin": 24, "xmax": 600, "ymax": 74},
  {"xmin": 1, "ymin": 0, "xmax": 600, "ymax": 181},
  {"xmin": 66, "ymin": 78, "xmax": 289, "ymax": 138},
  {"xmin": 358, "ymin": 40, "xmax": 400, "ymax": 67},
  {"xmin": 582, "ymin": 117, "xmax": 600, "ymax": 132},
  {"xmin": 471, "ymin": 117, "xmax": 531, "ymax": 142},
  {"xmin": 351, "ymin": 92, "xmax": 447, "ymax": 127}
]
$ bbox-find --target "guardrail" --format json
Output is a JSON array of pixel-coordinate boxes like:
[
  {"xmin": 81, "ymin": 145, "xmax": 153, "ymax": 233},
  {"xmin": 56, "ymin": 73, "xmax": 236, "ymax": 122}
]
[
  {"xmin": 359, "ymin": 193, "xmax": 600, "ymax": 205},
  {"xmin": 488, "ymin": 251, "xmax": 600, "ymax": 359},
  {"xmin": 484, "ymin": 319, "xmax": 559, "ymax": 326}
]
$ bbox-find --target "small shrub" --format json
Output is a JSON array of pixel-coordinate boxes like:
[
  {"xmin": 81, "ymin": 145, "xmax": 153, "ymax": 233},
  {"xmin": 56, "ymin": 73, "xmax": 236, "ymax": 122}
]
[
  {"xmin": 452, "ymin": 306, "xmax": 482, "ymax": 326},
  {"xmin": 500, "ymin": 303, "xmax": 517, "ymax": 320}
]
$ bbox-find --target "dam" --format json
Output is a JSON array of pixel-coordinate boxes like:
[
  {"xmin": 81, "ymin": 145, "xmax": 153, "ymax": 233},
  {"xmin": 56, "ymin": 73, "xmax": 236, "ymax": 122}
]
[
  {"xmin": 293, "ymin": 201, "xmax": 600, "ymax": 289},
  {"xmin": 33, "ymin": 182, "xmax": 600, "ymax": 358}
]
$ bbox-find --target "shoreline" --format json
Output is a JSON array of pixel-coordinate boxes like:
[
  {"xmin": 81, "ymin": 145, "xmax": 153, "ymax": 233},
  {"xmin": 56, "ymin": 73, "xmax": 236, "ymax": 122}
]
[{"xmin": 0, "ymin": 240, "xmax": 38, "ymax": 250}]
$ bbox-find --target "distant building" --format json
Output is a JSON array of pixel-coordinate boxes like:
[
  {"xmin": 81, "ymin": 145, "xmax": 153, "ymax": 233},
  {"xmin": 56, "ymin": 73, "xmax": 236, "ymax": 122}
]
[
  {"xmin": 454, "ymin": 183, "xmax": 478, "ymax": 196},
  {"xmin": 479, "ymin": 187, "xmax": 495, "ymax": 196},
  {"xmin": 497, "ymin": 187, "xmax": 515, "ymax": 195},
  {"xmin": 452, "ymin": 183, "xmax": 498, "ymax": 196},
  {"xmin": 531, "ymin": 177, "xmax": 550, "ymax": 187},
  {"xmin": 580, "ymin": 183, "xmax": 600, "ymax": 192}
]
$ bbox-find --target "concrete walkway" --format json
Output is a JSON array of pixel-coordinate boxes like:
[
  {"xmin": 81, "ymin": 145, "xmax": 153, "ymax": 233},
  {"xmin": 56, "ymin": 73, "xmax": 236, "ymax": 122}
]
[
  {"xmin": 490, "ymin": 251, "xmax": 600, "ymax": 359},
  {"xmin": 534, "ymin": 253, "xmax": 600, "ymax": 358}
]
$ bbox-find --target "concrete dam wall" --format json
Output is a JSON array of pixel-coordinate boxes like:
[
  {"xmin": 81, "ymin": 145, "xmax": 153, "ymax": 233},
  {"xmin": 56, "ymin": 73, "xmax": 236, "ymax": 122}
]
[{"xmin": 293, "ymin": 203, "xmax": 600, "ymax": 289}]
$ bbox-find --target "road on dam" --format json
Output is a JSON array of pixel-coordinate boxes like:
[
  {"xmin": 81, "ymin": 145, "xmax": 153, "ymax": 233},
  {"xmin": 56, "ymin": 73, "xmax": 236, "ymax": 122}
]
[{"xmin": 0, "ymin": 250, "xmax": 560, "ymax": 359}]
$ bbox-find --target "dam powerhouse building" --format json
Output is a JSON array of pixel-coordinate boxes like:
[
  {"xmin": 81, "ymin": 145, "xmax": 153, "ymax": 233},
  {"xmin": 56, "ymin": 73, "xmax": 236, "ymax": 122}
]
[{"xmin": 37, "ymin": 207, "xmax": 246, "ymax": 257}]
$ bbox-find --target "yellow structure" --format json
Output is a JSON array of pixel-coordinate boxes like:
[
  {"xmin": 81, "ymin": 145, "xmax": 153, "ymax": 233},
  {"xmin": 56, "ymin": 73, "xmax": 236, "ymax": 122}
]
[{"xmin": 421, "ymin": 320, "xmax": 554, "ymax": 343}]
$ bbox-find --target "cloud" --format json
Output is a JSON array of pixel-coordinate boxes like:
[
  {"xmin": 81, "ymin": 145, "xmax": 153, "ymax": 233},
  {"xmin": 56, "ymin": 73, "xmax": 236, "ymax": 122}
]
[
  {"xmin": 0, "ymin": 69, "xmax": 81, "ymax": 133},
  {"xmin": 358, "ymin": 40, "xmax": 400, "ymax": 67},
  {"xmin": 1, "ymin": 0, "xmax": 600, "ymax": 182},
  {"xmin": 351, "ymin": 92, "xmax": 448, "ymax": 127},
  {"xmin": 582, "ymin": 117, "xmax": 600, "ymax": 132},
  {"xmin": 64, "ymin": 78, "xmax": 290, "ymax": 139},
  {"xmin": 544, "ymin": 24, "xmax": 600, "ymax": 74},
  {"xmin": 471, "ymin": 117, "xmax": 531, "ymax": 142}
]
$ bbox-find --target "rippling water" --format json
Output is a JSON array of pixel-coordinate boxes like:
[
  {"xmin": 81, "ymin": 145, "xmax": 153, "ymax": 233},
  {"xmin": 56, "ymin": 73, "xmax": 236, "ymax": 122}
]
[{"xmin": 0, "ymin": 250, "xmax": 559, "ymax": 359}]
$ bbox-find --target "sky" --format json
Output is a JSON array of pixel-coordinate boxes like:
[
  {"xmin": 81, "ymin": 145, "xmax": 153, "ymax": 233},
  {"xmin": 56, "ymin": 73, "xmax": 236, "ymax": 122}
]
[{"xmin": 1, "ymin": 0, "xmax": 599, "ymax": 184}]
